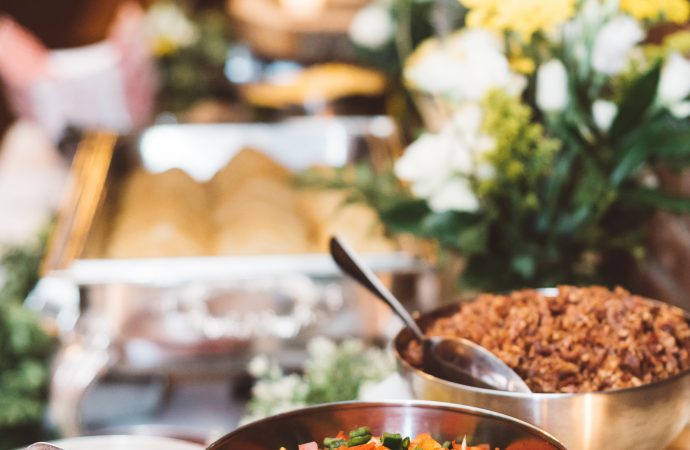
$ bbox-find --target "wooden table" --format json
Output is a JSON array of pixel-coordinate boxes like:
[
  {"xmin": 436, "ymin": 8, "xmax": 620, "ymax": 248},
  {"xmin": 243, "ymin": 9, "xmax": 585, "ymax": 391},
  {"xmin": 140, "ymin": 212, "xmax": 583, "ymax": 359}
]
[{"xmin": 668, "ymin": 427, "xmax": 690, "ymax": 449}]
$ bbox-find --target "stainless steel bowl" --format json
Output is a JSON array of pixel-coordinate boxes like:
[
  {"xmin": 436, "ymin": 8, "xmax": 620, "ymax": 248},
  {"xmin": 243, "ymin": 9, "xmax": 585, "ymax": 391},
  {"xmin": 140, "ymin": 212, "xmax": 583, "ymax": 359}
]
[
  {"xmin": 207, "ymin": 401, "xmax": 567, "ymax": 450},
  {"xmin": 394, "ymin": 303, "xmax": 690, "ymax": 450}
]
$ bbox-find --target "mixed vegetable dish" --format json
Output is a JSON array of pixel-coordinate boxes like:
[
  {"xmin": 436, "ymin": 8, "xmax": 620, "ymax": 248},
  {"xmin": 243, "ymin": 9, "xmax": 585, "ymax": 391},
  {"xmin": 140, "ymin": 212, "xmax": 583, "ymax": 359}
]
[{"xmin": 285, "ymin": 426, "xmax": 491, "ymax": 450}]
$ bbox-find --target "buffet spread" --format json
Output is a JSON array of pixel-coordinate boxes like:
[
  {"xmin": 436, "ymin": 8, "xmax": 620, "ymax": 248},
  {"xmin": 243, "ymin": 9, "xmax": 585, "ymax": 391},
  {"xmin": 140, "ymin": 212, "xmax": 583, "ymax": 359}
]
[{"xmin": 6, "ymin": 0, "xmax": 690, "ymax": 449}]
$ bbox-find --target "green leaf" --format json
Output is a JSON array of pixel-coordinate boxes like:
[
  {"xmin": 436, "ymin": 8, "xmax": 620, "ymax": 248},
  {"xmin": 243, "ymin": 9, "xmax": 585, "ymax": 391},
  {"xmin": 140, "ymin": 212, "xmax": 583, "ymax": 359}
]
[
  {"xmin": 619, "ymin": 188, "xmax": 690, "ymax": 213},
  {"xmin": 511, "ymin": 254, "xmax": 536, "ymax": 279},
  {"xmin": 612, "ymin": 118, "xmax": 690, "ymax": 185},
  {"xmin": 554, "ymin": 205, "xmax": 593, "ymax": 234},
  {"xmin": 419, "ymin": 212, "xmax": 485, "ymax": 253},
  {"xmin": 379, "ymin": 199, "xmax": 430, "ymax": 235},
  {"xmin": 609, "ymin": 63, "xmax": 661, "ymax": 141},
  {"xmin": 456, "ymin": 222, "xmax": 489, "ymax": 254}
]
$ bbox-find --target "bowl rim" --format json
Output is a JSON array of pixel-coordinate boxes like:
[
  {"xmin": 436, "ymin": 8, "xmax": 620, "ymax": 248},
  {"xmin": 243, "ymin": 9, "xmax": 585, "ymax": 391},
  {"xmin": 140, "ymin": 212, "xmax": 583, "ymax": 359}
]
[
  {"xmin": 394, "ymin": 291, "xmax": 690, "ymax": 399},
  {"xmin": 207, "ymin": 400, "xmax": 568, "ymax": 450}
]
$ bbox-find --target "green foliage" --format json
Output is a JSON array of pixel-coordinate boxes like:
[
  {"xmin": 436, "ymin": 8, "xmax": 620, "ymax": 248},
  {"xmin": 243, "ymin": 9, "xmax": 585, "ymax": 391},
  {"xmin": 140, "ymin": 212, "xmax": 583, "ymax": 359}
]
[
  {"xmin": 157, "ymin": 9, "xmax": 233, "ymax": 112},
  {"xmin": 242, "ymin": 338, "xmax": 394, "ymax": 424},
  {"xmin": 0, "ymin": 235, "xmax": 55, "ymax": 449}
]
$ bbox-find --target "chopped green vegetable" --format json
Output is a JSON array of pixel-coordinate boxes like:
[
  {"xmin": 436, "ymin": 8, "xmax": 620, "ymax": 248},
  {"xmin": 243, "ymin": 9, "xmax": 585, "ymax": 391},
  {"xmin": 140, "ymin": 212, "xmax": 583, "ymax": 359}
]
[
  {"xmin": 382, "ymin": 432, "xmax": 402, "ymax": 450},
  {"xmin": 325, "ymin": 437, "xmax": 347, "ymax": 448},
  {"xmin": 401, "ymin": 437, "xmax": 410, "ymax": 449},
  {"xmin": 442, "ymin": 441, "xmax": 451, "ymax": 449},
  {"xmin": 347, "ymin": 436, "xmax": 371, "ymax": 447},
  {"xmin": 325, "ymin": 439, "xmax": 347, "ymax": 449},
  {"xmin": 350, "ymin": 426, "xmax": 371, "ymax": 438}
]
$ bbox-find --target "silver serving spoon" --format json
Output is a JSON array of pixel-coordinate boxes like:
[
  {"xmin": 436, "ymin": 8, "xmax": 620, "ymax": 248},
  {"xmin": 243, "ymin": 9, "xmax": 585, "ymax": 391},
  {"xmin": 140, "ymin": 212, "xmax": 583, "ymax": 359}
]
[{"xmin": 329, "ymin": 236, "xmax": 531, "ymax": 393}]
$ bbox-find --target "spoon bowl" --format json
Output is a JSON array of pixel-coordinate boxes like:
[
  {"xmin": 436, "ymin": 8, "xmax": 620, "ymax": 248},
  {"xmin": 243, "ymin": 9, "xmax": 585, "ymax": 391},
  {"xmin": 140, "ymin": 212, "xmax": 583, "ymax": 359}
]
[{"xmin": 329, "ymin": 236, "xmax": 530, "ymax": 393}]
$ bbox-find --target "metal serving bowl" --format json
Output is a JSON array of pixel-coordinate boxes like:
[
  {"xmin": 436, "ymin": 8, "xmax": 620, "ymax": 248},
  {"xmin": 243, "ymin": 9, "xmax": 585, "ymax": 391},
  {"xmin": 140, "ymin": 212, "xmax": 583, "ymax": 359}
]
[
  {"xmin": 394, "ymin": 303, "xmax": 690, "ymax": 450},
  {"xmin": 208, "ymin": 401, "xmax": 566, "ymax": 450}
]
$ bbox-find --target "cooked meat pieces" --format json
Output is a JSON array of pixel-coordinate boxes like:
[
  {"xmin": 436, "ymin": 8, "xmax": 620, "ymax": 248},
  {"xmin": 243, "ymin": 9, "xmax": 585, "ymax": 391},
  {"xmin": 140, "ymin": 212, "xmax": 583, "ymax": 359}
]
[{"xmin": 406, "ymin": 286, "xmax": 690, "ymax": 393}]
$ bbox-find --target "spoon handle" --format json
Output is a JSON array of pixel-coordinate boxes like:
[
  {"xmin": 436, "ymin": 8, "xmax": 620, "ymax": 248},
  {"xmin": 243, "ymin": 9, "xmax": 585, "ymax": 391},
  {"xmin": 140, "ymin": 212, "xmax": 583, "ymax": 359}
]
[{"xmin": 329, "ymin": 236, "xmax": 425, "ymax": 340}]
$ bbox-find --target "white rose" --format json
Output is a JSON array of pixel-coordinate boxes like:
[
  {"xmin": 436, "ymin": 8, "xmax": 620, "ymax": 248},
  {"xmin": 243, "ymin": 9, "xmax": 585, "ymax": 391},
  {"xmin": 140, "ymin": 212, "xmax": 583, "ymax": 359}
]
[
  {"xmin": 348, "ymin": 4, "xmax": 394, "ymax": 50},
  {"xmin": 536, "ymin": 60, "xmax": 569, "ymax": 113},
  {"xmin": 658, "ymin": 53, "xmax": 690, "ymax": 107},
  {"xmin": 428, "ymin": 178, "xmax": 479, "ymax": 213},
  {"xmin": 591, "ymin": 15, "xmax": 644, "ymax": 75},
  {"xmin": 592, "ymin": 99, "xmax": 618, "ymax": 132}
]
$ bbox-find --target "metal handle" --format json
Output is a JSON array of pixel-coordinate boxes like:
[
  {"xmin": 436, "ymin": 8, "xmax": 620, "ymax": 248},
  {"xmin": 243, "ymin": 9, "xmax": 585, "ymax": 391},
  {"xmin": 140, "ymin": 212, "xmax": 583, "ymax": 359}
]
[{"xmin": 329, "ymin": 236, "xmax": 425, "ymax": 340}]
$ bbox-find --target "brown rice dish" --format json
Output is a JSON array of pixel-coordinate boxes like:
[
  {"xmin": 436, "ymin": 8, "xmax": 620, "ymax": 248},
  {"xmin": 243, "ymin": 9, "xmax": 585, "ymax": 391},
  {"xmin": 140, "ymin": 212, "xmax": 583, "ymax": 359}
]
[{"xmin": 405, "ymin": 286, "xmax": 690, "ymax": 393}]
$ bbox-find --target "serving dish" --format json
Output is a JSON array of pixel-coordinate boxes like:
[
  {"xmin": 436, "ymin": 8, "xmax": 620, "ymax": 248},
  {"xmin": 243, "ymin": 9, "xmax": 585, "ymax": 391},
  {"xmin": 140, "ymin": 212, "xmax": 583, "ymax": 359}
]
[
  {"xmin": 394, "ymin": 301, "xmax": 690, "ymax": 450},
  {"xmin": 27, "ymin": 435, "xmax": 203, "ymax": 450},
  {"xmin": 208, "ymin": 401, "xmax": 567, "ymax": 450}
]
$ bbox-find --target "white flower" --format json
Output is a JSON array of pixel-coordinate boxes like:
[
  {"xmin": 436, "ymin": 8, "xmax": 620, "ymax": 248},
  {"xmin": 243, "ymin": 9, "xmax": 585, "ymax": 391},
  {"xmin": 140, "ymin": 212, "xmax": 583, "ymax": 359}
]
[
  {"xmin": 591, "ymin": 15, "xmax": 644, "ymax": 75},
  {"xmin": 450, "ymin": 104, "xmax": 496, "ymax": 157},
  {"xmin": 428, "ymin": 178, "xmax": 479, "ymax": 213},
  {"xmin": 670, "ymin": 101, "xmax": 690, "ymax": 119},
  {"xmin": 349, "ymin": 4, "xmax": 394, "ymax": 50},
  {"xmin": 445, "ymin": 28, "xmax": 503, "ymax": 54},
  {"xmin": 395, "ymin": 105, "xmax": 494, "ymax": 213},
  {"xmin": 404, "ymin": 30, "xmax": 525, "ymax": 101},
  {"xmin": 341, "ymin": 339, "xmax": 364, "ymax": 355},
  {"xmin": 144, "ymin": 2, "xmax": 198, "ymax": 55},
  {"xmin": 248, "ymin": 355, "xmax": 271, "ymax": 378},
  {"xmin": 404, "ymin": 49, "xmax": 466, "ymax": 95},
  {"xmin": 592, "ymin": 99, "xmax": 618, "ymax": 132},
  {"xmin": 306, "ymin": 336, "xmax": 337, "ymax": 361},
  {"xmin": 658, "ymin": 53, "xmax": 690, "ymax": 107},
  {"xmin": 395, "ymin": 132, "xmax": 455, "ymax": 198},
  {"xmin": 536, "ymin": 60, "xmax": 569, "ymax": 113}
]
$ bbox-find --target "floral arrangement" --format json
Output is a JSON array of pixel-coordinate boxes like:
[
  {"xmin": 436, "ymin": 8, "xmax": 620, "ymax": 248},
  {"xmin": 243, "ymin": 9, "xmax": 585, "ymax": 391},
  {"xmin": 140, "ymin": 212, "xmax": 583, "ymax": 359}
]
[
  {"xmin": 242, "ymin": 337, "xmax": 395, "ymax": 424},
  {"xmin": 341, "ymin": 0, "xmax": 690, "ymax": 291}
]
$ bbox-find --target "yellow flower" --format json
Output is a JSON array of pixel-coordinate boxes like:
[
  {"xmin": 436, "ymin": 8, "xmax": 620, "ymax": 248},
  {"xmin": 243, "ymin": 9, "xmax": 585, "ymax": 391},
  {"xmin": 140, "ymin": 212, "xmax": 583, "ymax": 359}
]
[
  {"xmin": 620, "ymin": 0, "xmax": 690, "ymax": 24},
  {"xmin": 664, "ymin": 30, "xmax": 690, "ymax": 54},
  {"xmin": 460, "ymin": 0, "xmax": 576, "ymax": 40},
  {"xmin": 510, "ymin": 56, "xmax": 536, "ymax": 74}
]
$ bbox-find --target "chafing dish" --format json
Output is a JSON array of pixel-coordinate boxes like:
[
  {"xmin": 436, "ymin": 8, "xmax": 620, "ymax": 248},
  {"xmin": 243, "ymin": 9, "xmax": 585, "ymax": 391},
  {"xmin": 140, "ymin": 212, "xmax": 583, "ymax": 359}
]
[{"xmin": 36, "ymin": 117, "xmax": 437, "ymax": 438}]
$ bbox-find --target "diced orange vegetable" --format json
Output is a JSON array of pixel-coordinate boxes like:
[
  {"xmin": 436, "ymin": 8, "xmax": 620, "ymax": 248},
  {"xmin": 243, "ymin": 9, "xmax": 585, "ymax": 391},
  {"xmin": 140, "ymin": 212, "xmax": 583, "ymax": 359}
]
[
  {"xmin": 410, "ymin": 433, "xmax": 443, "ymax": 450},
  {"xmin": 346, "ymin": 443, "xmax": 377, "ymax": 450},
  {"xmin": 451, "ymin": 440, "xmax": 490, "ymax": 450}
]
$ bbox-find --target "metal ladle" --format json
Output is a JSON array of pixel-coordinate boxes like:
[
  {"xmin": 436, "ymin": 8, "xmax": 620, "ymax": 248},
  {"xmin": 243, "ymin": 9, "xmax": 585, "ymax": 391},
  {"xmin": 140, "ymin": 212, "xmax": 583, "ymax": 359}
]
[{"xmin": 329, "ymin": 236, "xmax": 531, "ymax": 393}]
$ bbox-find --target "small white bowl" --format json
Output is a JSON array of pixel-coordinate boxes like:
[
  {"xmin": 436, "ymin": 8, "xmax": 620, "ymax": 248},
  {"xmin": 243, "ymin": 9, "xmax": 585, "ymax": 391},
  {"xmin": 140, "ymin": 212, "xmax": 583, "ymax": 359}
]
[{"xmin": 31, "ymin": 435, "xmax": 203, "ymax": 450}]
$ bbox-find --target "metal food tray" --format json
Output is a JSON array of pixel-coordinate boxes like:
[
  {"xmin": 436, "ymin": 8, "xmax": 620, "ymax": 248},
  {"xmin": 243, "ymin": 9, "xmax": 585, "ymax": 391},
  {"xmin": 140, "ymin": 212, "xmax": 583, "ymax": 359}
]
[
  {"xmin": 44, "ymin": 116, "xmax": 419, "ymax": 283},
  {"xmin": 37, "ymin": 117, "xmax": 438, "ymax": 438}
]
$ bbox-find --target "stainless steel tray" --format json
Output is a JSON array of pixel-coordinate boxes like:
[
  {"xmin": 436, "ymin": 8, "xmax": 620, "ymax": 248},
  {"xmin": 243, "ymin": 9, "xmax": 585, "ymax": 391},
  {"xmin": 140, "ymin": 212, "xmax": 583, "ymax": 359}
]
[
  {"xmin": 44, "ymin": 116, "xmax": 414, "ymax": 282},
  {"xmin": 37, "ymin": 117, "xmax": 438, "ymax": 438}
]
